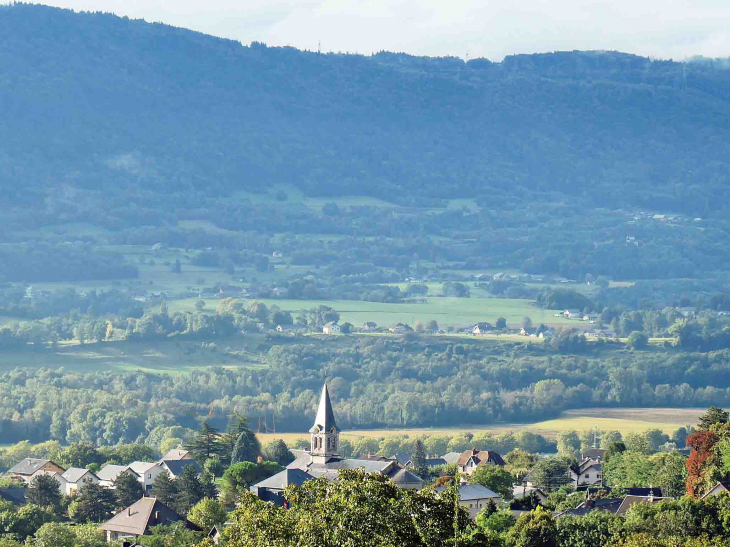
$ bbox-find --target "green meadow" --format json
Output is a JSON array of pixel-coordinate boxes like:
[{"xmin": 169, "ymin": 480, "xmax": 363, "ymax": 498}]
[{"xmin": 168, "ymin": 296, "xmax": 574, "ymax": 328}]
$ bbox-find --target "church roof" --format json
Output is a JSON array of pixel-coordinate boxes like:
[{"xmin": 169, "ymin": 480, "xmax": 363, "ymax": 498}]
[{"xmin": 310, "ymin": 383, "xmax": 340, "ymax": 433}]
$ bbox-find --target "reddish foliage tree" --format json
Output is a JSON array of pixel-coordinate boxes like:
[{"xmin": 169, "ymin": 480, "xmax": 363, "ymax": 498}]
[{"xmin": 685, "ymin": 431, "xmax": 719, "ymax": 497}]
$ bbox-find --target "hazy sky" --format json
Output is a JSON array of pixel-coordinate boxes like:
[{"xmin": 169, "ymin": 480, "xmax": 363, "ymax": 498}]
[{"xmin": 40, "ymin": 0, "xmax": 730, "ymax": 61}]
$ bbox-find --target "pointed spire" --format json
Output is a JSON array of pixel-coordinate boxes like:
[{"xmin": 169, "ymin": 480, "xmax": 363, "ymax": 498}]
[{"xmin": 313, "ymin": 383, "xmax": 340, "ymax": 433}]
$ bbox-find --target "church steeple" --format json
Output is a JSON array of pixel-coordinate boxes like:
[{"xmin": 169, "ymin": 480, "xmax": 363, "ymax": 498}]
[{"xmin": 309, "ymin": 383, "xmax": 340, "ymax": 463}]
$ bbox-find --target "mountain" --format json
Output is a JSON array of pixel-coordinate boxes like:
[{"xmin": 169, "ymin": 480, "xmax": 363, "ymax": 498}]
[{"xmin": 2, "ymin": 3, "xmax": 730, "ymax": 217}]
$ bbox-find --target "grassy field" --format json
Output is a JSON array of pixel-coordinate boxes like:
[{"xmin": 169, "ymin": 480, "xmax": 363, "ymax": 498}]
[
  {"xmin": 0, "ymin": 336, "xmax": 268, "ymax": 374},
  {"xmin": 168, "ymin": 296, "xmax": 572, "ymax": 328},
  {"xmin": 256, "ymin": 408, "xmax": 702, "ymax": 446}
]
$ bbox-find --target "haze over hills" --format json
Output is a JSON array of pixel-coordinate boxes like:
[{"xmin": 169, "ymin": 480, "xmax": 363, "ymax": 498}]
[{"xmin": 2, "ymin": 3, "xmax": 730, "ymax": 216}]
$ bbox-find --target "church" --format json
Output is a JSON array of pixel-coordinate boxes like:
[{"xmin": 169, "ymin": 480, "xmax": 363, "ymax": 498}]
[{"xmin": 251, "ymin": 383, "xmax": 423, "ymax": 504}]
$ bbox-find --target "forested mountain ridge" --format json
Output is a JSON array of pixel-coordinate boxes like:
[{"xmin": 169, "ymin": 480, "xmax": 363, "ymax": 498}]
[{"xmin": 2, "ymin": 3, "xmax": 730, "ymax": 217}]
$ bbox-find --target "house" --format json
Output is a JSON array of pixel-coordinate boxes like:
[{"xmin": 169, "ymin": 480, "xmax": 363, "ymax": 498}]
[
  {"xmin": 614, "ymin": 494, "xmax": 672, "ymax": 516},
  {"xmin": 571, "ymin": 461, "xmax": 603, "ymax": 488},
  {"xmin": 456, "ymin": 448, "xmax": 506, "ymax": 476},
  {"xmin": 97, "ymin": 465, "xmax": 141, "ymax": 488},
  {"xmin": 0, "ymin": 488, "xmax": 26, "ymax": 505},
  {"xmin": 127, "ymin": 462, "xmax": 165, "ymax": 493},
  {"xmin": 519, "ymin": 327, "xmax": 535, "ymax": 336},
  {"xmin": 702, "ymin": 481, "xmax": 730, "ymax": 499},
  {"xmin": 29, "ymin": 469, "xmax": 68, "ymax": 494},
  {"xmin": 61, "ymin": 468, "xmax": 100, "ymax": 496},
  {"xmin": 580, "ymin": 449, "xmax": 606, "ymax": 463},
  {"xmin": 563, "ymin": 309, "xmax": 582, "ymax": 319},
  {"xmin": 99, "ymin": 497, "xmax": 201, "ymax": 543},
  {"xmin": 208, "ymin": 523, "xmax": 231, "ymax": 545},
  {"xmin": 8, "ymin": 459, "xmax": 65, "ymax": 483},
  {"xmin": 276, "ymin": 324, "xmax": 298, "ymax": 334},
  {"xmin": 404, "ymin": 456, "xmax": 447, "ymax": 468},
  {"xmin": 472, "ymin": 322, "xmax": 494, "ymax": 335},
  {"xmin": 583, "ymin": 313, "xmax": 599, "ymax": 322},
  {"xmin": 159, "ymin": 449, "xmax": 191, "ymax": 462},
  {"xmin": 257, "ymin": 384, "xmax": 423, "ymax": 499},
  {"xmin": 322, "ymin": 322, "xmax": 341, "ymax": 335},
  {"xmin": 160, "ymin": 459, "xmax": 203, "ymax": 479},
  {"xmin": 557, "ymin": 497, "xmax": 624, "ymax": 517},
  {"xmin": 391, "ymin": 453, "xmax": 411, "ymax": 466},
  {"xmin": 512, "ymin": 486, "xmax": 548, "ymax": 504},
  {"xmin": 272, "ymin": 251, "xmax": 284, "ymax": 258},
  {"xmin": 538, "ymin": 330, "xmax": 554, "ymax": 340},
  {"xmin": 389, "ymin": 323, "xmax": 413, "ymax": 334},
  {"xmin": 249, "ymin": 468, "xmax": 315, "ymax": 506},
  {"xmin": 435, "ymin": 483, "xmax": 501, "ymax": 518},
  {"xmin": 362, "ymin": 322, "xmax": 378, "ymax": 331},
  {"xmin": 442, "ymin": 452, "xmax": 461, "ymax": 465}
]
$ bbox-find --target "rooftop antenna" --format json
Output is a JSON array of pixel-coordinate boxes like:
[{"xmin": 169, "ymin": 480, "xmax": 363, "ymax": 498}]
[{"xmin": 318, "ymin": 40, "xmax": 321, "ymax": 55}]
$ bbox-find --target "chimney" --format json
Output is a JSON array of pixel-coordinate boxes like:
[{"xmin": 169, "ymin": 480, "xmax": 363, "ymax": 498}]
[
  {"xmin": 155, "ymin": 511, "xmax": 160, "ymax": 521},
  {"xmin": 128, "ymin": 507, "xmax": 131, "ymax": 516}
]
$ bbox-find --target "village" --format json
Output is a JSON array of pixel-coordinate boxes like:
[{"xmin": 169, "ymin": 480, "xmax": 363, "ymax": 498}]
[{"xmin": 0, "ymin": 385, "xmax": 725, "ymax": 546}]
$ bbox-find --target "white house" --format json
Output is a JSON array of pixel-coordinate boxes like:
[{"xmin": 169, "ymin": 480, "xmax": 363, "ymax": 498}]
[
  {"xmin": 322, "ymin": 322, "xmax": 340, "ymax": 335},
  {"xmin": 702, "ymin": 481, "xmax": 730, "ymax": 499},
  {"xmin": 96, "ymin": 464, "xmax": 141, "ymax": 488},
  {"xmin": 127, "ymin": 462, "xmax": 165, "ymax": 493},
  {"xmin": 60, "ymin": 468, "xmax": 99, "ymax": 496},
  {"xmin": 435, "ymin": 483, "xmax": 502, "ymax": 518},
  {"xmin": 29, "ymin": 469, "xmax": 68, "ymax": 494},
  {"xmin": 571, "ymin": 461, "xmax": 603, "ymax": 488},
  {"xmin": 512, "ymin": 485, "xmax": 548, "ymax": 504},
  {"xmin": 472, "ymin": 323, "xmax": 494, "ymax": 335},
  {"xmin": 160, "ymin": 459, "xmax": 204, "ymax": 479}
]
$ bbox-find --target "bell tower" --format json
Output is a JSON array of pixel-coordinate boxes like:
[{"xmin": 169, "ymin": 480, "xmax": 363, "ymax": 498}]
[{"xmin": 309, "ymin": 383, "xmax": 340, "ymax": 464}]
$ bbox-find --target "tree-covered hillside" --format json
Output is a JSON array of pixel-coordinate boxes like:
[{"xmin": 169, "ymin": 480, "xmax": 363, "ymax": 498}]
[{"xmin": 2, "ymin": 3, "xmax": 730, "ymax": 216}]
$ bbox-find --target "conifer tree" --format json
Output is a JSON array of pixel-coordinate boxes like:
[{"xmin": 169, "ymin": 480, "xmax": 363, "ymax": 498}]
[
  {"xmin": 184, "ymin": 421, "xmax": 221, "ymax": 463},
  {"xmin": 152, "ymin": 470, "xmax": 178, "ymax": 508},
  {"xmin": 113, "ymin": 470, "xmax": 144, "ymax": 508}
]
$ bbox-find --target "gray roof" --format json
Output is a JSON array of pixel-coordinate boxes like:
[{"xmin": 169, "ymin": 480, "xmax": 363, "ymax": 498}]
[
  {"xmin": 161, "ymin": 459, "xmax": 202, "ymax": 477},
  {"xmin": 0, "ymin": 488, "xmax": 26, "ymax": 504},
  {"xmin": 386, "ymin": 467, "xmax": 423, "ymax": 485},
  {"xmin": 288, "ymin": 455, "xmax": 394, "ymax": 474},
  {"xmin": 288, "ymin": 455, "xmax": 423, "ymax": 486},
  {"xmin": 435, "ymin": 483, "xmax": 501, "ymax": 501},
  {"xmin": 61, "ymin": 468, "xmax": 97, "ymax": 483},
  {"xmin": 323, "ymin": 321, "xmax": 338, "ymax": 328},
  {"xmin": 100, "ymin": 497, "xmax": 199, "ymax": 535},
  {"xmin": 160, "ymin": 449, "xmax": 190, "ymax": 461},
  {"xmin": 581, "ymin": 449, "xmax": 606, "ymax": 461},
  {"xmin": 97, "ymin": 465, "xmax": 138, "ymax": 482},
  {"xmin": 393, "ymin": 453, "xmax": 411, "ymax": 465},
  {"xmin": 310, "ymin": 383, "xmax": 340, "ymax": 433},
  {"xmin": 127, "ymin": 461, "xmax": 161, "ymax": 475},
  {"xmin": 8, "ymin": 458, "xmax": 56, "ymax": 475},
  {"xmin": 252, "ymin": 468, "xmax": 315, "ymax": 491},
  {"xmin": 442, "ymin": 452, "xmax": 461, "ymax": 464},
  {"xmin": 558, "ymin": 499, "xmax": 623, "ymax": 517}
]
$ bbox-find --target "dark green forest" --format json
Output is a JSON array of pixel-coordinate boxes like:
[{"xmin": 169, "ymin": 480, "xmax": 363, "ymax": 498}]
[
  {"xmin": 1, "ymin": 4, "xmax": 730, "ymax": 285},
  {"xmin": 2, "ymin": 4, "xmax": 730, "ymax": 211}
]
